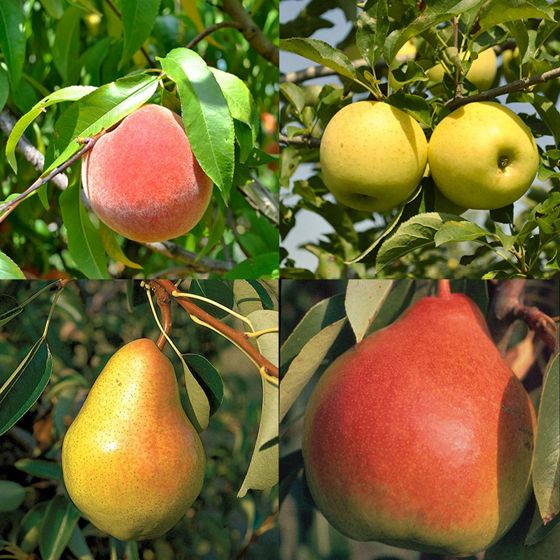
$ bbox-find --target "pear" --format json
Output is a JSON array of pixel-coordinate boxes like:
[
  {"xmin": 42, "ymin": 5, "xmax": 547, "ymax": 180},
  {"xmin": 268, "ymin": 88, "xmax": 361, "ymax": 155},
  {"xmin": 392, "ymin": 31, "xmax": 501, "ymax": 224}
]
[
  {"xmin": 62, "ymin": 339, "xmax": 205, "ymax": 541},
  {"xmin": 302, "ymin": 289, "xmax": 535, "ymax": 556}
]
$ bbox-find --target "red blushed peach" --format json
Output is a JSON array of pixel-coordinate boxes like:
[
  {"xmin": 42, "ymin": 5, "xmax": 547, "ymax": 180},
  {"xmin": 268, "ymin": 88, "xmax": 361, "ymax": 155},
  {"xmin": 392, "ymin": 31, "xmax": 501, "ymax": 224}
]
[{"xmin": 82, "ymin": 105, "xmax": 212, "ymax": 243}]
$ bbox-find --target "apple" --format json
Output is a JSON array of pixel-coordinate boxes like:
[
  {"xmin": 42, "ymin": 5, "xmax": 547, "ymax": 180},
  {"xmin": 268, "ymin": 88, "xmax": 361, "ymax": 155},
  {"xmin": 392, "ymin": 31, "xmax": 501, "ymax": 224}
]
[
  {"xmin": 427, "ymin": 48, "xmax": 497, "ymax": 91},
  {"xmin": 428, "ymin": 102, "xmax": 539, "ymax": 209},
  {"xmin": 320, "ymin": 101, "xmax": 428, "ymax": 212}
]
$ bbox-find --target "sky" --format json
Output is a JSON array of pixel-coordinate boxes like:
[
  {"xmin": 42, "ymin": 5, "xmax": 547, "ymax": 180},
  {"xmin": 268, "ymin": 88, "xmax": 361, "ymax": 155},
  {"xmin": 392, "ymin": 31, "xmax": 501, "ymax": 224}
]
[{"xmin": 280, "ymin": 0, "xmax": 556, "ymax": 271}]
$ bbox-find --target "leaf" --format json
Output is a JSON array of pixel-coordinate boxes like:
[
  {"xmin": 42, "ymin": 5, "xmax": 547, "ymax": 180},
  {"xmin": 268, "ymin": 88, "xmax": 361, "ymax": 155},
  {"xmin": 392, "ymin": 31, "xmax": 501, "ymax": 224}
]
[
  {"xmin": 0, "ymin": 250, "xmax": 25, "ymax": 279},
  {"xmin": 0, "ymin": 295, "xmax": 23, "ymax": 327},
  {"xmin": 386, "ymin": 93, "xmax": 432, "ymax": 127},
  {"xmin": 223, "ymin": 253, "xmax": 279, "ymax": 279},
  {"xmin": 120, "ymin": 0, "xmax": 161, "ymax": 68},
  {"xmin": 0, "ymin": 0, "xmax": 26, "ymax": 87},
  {"xmin": 280, "ymin": 318, "xmax": 346, "ymax": 422},
  {"xmin": 209, "ymin": 68, "xmax": 255, "ymax": 127},
  {"xmin": 15, "ymin": 459, "xmax": 63, "ymax": 481},
  {"xmin": 6, "ymin": 85, "xmax": 96, "ymax": 173},
  {"xmin": 39, "ymin": 0, "xmax": 64, "ymax": 19},
  {"xmin": 159, "ymin": 48, "xmax": 234, "ymax": 198},
  {"xmin": 248, "ymin": 310, "xmax": 279, "ymax": 365},
  {"xmin": 0, "ymin": 66, "xmax": 8, "ymax": 111},
  {"xmin": 181, "ymin": 0, "xmax": 222, "ymax": 49},
  {"xmin": 345, "ymin": 281, "xmax": 393, "ymax": 343},
  {"xmin": 533, "ymin": 353, "xmax": 560, "ymax": 523},
  {"xmin": 376, "ymin": 213, "xmax": 451, "ymax": 272},
  {"xmin": 233, "ymin": 280, "xmax": 265, "ymax": 316},
  {"xmin": 434, "ymin": 220, "xmax": 491, "ymax": 246},
  {"xmin": 0, "ymin": 341, "xmax": 52, "ymax": 437},
  {"xmin": 39, "ymin": 495, "xmax": 81, "ymax": 560},
  {"xmin": 45, "ymin": 74, "xmax": 159, "ymax": 174},
  {"xmin": 59, "ymin": 182, "xmax": 109, "ymax": 279},
  {"xmin": 52, "ymin": 7, "xmax": 82, "ymax": 83},
  {"xmin": 281, "ymin": 293, "xmax": 346, "ymax": 369},
  {"xmin": 183, "ymin": 353, "xmax": 224, "ymax": 418},
  {"xmin": 0, "ymin": 481, "xmax": 26, "ymax": 512},
  {"xmin": 280, "ymin": 38, "xmax": 357, "ymax": 81},
  {"xmin": 98, "ymin": 223, "xmax": 143, "ymax": 270},
  {"xmin": 181, "ymin": 354, "xmax": 211, "ymax": 433},
  {"xmin": 479, "ymin": 0, "xmax": 555, "ymax": 30},
  {"xmin": 67, "ymin": 527, "xmax": 94, "ymax": 560}
]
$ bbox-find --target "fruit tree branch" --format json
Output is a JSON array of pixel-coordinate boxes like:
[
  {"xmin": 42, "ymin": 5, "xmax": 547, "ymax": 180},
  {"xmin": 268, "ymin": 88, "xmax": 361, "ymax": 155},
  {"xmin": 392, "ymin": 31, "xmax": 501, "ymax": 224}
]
[
  {"xmin": 152, "ymin": 279, "xmax": 279, "ymax": 379},
  {"xmin": 154, "ymin": 289, "xmax": 172, "ymax": 350},
  {"xmin": 279, "ymin": 133, "xmax": 321, "ymax": 148},
  {"xmin": 238, "ymin": 181, "xmax": 279, "ymax": 225},
  {"xmin": 186, "ymin": 20, "xmax": 242, "ymax": 49},
  {"xmin": 490, "ymin": 280, "xmax": 558, "ymax": 353},
  {"xmin": 445, "ymin": 66, "xmax": 560, "ymax": 110},
  {"xmin": 220, "ymin": 0, "xmax": 279, "ymax": 65},
  {"xmin": 233, "ymin": 511, "xmax": 277, "ymax": 559}
]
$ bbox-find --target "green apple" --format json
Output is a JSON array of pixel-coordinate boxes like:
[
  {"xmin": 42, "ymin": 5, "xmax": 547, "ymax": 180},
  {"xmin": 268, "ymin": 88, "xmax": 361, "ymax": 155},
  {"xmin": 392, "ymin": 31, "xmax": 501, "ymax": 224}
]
[
  {"xmin": 320, "ymin": 101, "xmax": 428, "ymax": 212},
  {"xmin": 428, "ymin": 102, "xmax": 539, "ymax": 209},
  {"xmin": 427, "ymin": 48, "xmax": 497, "ymax": 91}
]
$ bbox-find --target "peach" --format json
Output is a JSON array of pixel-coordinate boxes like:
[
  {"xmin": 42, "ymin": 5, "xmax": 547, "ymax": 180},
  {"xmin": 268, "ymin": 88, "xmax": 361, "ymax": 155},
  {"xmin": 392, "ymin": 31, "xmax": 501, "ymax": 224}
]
[{"xmin": 82, "ymin": 105, "xmax": 212, "ymax": 243}]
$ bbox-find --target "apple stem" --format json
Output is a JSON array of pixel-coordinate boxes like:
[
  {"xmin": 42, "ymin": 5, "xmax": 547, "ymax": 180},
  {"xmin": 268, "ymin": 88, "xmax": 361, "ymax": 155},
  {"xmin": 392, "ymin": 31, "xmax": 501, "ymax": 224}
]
[{"xmin": 438, "ymin": 279, "xmax": 452, "ymax": 298}]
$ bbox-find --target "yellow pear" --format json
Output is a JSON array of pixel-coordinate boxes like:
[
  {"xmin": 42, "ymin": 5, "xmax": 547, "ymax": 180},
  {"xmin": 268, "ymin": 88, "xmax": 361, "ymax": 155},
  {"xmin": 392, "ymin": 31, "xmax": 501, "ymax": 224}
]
[
  {"xmin": 320, "ymin": 101, "xmax": 428, "ymax": 212},
  {"xmin": 427, "ymin": 48, "xmax": 497, "ymax": 90},
  {"xmin": 428, "ymin": 102, "xmax": 539, "ymax": 209},
  {"xmin": 62, "ymin": 339, "xmax": 205, "ymax": 541}
]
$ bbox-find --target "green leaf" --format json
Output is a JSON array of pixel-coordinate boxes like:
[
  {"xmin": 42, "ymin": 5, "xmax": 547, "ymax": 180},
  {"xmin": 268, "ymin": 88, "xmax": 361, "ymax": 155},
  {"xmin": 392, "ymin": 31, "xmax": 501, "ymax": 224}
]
[
  {"xmin": 209, "ymin": 68, "xmax": 255, "ymax": 127},
  {"xmin": 0, "ymin": 0, "xmax": 26, "ymax": 87},
  {"xmin": 434, "ymin": 220, "xmax": 491, "ymax": 246},
  {"xmin": 533, "ymin": 353, "xmax": 560, "ymax": 523},
  {"xmin": 181, "ymin": 354, "xmax": 211, "ymax": 433},
  {"xmin": 98, "ymin": 223, "xmax": 143, "ymax": 270},
  {"xmin": 0, "ymin": 66, "xmax": 8, "ymax": 111},
  {"xmin": 0, "ymin": 341, "xmax": 52, "ymax": 436},
  {"xmin": 223, "ymin": 253, "xmax": 279, "ymax": 279},
  {"xmin": 39, "ymin": 495, "xmax": 81, "ymax": 560},
  {"xmin": 6, "ymin": 85, "xmax": 96, "ymax": 173},
  {"xmin": 45, "ymin": 74, "xmax": 159, "ymax": 174},
  {"xmin": 280, "ymin": 316, "xmax": 346, "ymax": 424},
  {"xmin": 15, "ymin": 459, "xmax": 63, "ymax": 481},
  {"xmin": 159, "ymin": 48, "xmax": 234, "ymax": 198},
  {"xmin": 233, "ymin": 280, "xmax": 265, "ymax": 316},
  {"xmin": 183, "ymin": 354, "xmax": 224, "ymax": 418},
  {"xmin": 120, "ymin": 0, "xmax": 161, "ymax": 68},
  {"xmin": 52, "ymin": 7, "xmax": 82, "ymax": 83},
  {"xmin": 479, "ymin": 0, "xmax": 555, "ymax": 30},
  {"xmin": 0, "ymin": 250, "xmax": 25, "ymax": 279},
  {"xmin": 0, "ymin": 480, "xmax": 26, "ymax": 512},
  {"xmin": 67, "ymin": 527, "xmax": 94, "ymax": 560},
  {"xmin": 386, "ymin": 92, "xmax": 432, "ymax": 127},
  {"xmin": 59, "ymin": 182, "xmax": 109, "ymax": 279},
  {"xmin": 280, "ymin": 37, "xmax": 357, "ymax": 81},
  {"xmin": 39, "ymin": 0, "xmax": 64, "ymax": 19},
  {"xmin": 345, "ymin": 280, "xmax": 393, "ymax": 343}
]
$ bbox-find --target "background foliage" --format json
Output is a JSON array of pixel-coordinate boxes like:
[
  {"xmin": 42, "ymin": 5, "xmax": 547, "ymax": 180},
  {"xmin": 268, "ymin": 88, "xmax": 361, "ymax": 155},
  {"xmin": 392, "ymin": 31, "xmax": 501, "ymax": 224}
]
[
  {"xmin": 0, "ymin": 0, "xmax": 279, "ymax": 280},
  {"xmin": 0, "ymin": 279, "xmax": 279, "ymax": 559},
  {"xmin": 280, "ymin": 0, "xmax": 560, "ymax": 279}
]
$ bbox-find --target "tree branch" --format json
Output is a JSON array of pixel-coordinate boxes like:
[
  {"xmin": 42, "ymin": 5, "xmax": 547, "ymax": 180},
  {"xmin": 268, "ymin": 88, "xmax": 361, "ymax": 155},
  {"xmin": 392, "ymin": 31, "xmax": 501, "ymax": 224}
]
[
  {"xmin": 238, "ymin": 181, "xmax": 279, "ymax": 225},
  {"xmin": 445, "ymin": 66, "xmax": 560, "ymax": 109},
  {"xmin": 186, "ymin": 20, "xmax": 242, "ymax": 49},
  {"xmin": 220, "ymin": 0, "xmax": 279, "ymax": 65},
  {"xmin": 279, "ymin": 133, "xmax": 320, "ymax": 148},
  {"xmin": 154, "ymin": 289, "xmax": 173, "ymax": 350},
  {"xmin": 281, "ymin": 58, "xmax": 372, "ymax": 83},
  {"xmin": 153, "ymin": 279, "xmax": 279, "ymax": 379}
]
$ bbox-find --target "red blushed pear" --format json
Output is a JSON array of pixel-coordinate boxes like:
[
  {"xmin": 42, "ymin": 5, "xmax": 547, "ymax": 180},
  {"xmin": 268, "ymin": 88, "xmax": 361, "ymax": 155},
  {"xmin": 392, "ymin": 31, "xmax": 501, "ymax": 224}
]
[
  {"xmin": 82, "ymin": 104, "xmax": 212, "ymax": 243},
  {"xmin": 302, "ymin": 280, "xmax": 535, "ymax": 557}
]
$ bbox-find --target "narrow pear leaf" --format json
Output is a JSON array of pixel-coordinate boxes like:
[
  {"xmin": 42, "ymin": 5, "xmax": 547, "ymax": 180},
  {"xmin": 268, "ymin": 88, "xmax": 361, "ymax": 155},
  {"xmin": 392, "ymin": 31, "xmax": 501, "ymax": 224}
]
[
  {"xmin": 345, "ymin": 281, "xmax": 393, "ymax": 343},
  {"xmin": 59, "ymin": 182, "xmax": 109, "ymax": 279},
  {"xmin": 238, "ymin": 311, "xmax": 279, "ymax": 497},
  {"xmin": 15, "ymin": 459, "xmax": 63, "ymax": 481},
  {"xmin": 39, "ymin": 495, "xmax": 81, "ymax": 560},
  {"xmin": 6, "ymin": 85, "xmax": 96, "ymax": 173},
  {"xmin": 280, "ymin": 38, "xmax": 357, "ymax": 81},
  {"xmin": 180, "ymin": 354, "xmax": 210, "ymax": 432},
  {"xmin": 183, "ymin": 354, "xmax": 224, "ymax": 417},
  {"xmin": 67, "ymin": 527, "xmax": 94, "ymax": 560},
  {"xmin": 0, "ymin": 341, "xmax": 52, "ymax": 436},
  {"xmin": 0, "ymin": 250, "xmax": 25, "ymax": 279},
  {"xmin": 0, "ymin": 0, "xmax": 26, "ymax": 87},
  {"xmin": 281, "ymin": 293, "xmax": 346, "ymax": 369},
  {"xmin": 0, "ymin": 481, "xmax": 26, "ymax": 512},
  {"xmin": 533, "ymin": 353, "xmax": 560, "ymax": 523},
  {"xmin": 233, "ymin": 280, "xmax": 265, "ymax": 316},
  {"xmin": 159, "ymin": 48, "xmax": 234, "ymax": 198},
  {"xmin": 280, "ymin": 318, "xmax": 346, "ymax": 422},
  {"xmin": 120, "ymin": 0, "xmax": 161, "ymax": 68}
]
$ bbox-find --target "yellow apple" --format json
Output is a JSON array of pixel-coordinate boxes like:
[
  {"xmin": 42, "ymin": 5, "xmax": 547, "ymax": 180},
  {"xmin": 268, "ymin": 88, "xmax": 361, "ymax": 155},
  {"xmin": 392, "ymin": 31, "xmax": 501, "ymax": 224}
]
[
  {"xmin": 502, "ymin": 47, "xmax": 520, "ymax": 82},
  {"xmin": 427, "ymin": 48, "xmax": 497, "ymax": 90},
  {"xmin": 428, "ymin": 102, "xmax": 539, "ymax": 209},
  {"xmin": 320, "ymin": 101, "xmax": 428, "ymax": 212}
]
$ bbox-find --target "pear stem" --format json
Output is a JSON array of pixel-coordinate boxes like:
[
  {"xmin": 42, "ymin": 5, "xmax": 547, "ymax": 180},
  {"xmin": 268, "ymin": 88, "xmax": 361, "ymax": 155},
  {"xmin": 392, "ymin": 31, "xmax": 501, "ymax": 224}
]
[
  {"xmin": 438, "ymin": 279, "xmax": 452, "ymax": 298},
  {"xmin": 150, "ymin": 280, "xmax": 279, "ymax": 380}
]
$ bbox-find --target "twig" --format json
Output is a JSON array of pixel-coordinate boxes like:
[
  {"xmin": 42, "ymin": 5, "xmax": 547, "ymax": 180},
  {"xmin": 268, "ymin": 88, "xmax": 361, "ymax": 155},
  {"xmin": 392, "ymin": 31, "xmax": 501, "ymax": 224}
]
[
  {"xmin": 186, "ymin": 20, "xmax": 242, "ymax": 49},
  {"xmin": 0, "ymin": 111, "xmax": 68, "ymax": 190},
  {"xmin": 220, "ymin": 0, "xmax": 279, "ymax": 65},
  {"xmin": 0, "ymin": 136, "xmax": 98, "ymax": 222},
  {"xmin": 279, "ymin": 133, "xmax": 320, "ymax": 148},
  {"xmin": 453, "ymin": 17, "xmax": 461, "ymax": 99},
  {"xmin": 154, "ymin": 289, "xmax": 172, "ymax": 350},
  {"xmin": 281, "ymin": 58, "xmax": 373, "ymax": 83},
  {"xmin": 142, "ymin": 241, "xmax": 233, "ymax": 275},
  {"xmin": 234, "ymin": 512, "xmax": 277, "ymax": 559},
  {"xmin": 238, "ymin": 181, "xmax": 279, "ymax": 225},
  {"xmin": 445, "ymin": 66, "xmax": 560, "ymax": 109},
  {"xmin": 153, "ymin": 279, "xmax": 279, "ymax": 379}
]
